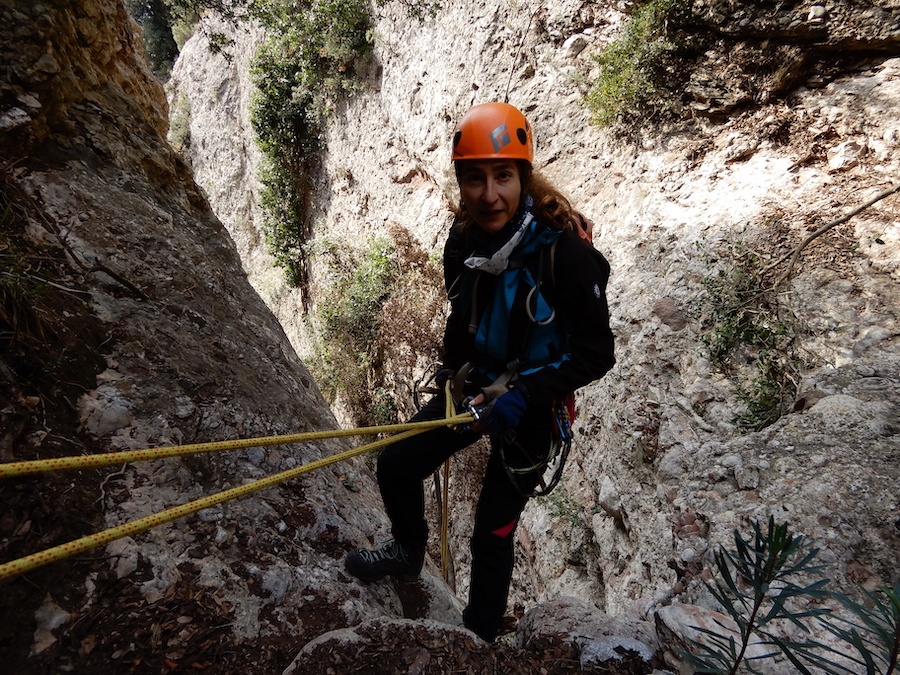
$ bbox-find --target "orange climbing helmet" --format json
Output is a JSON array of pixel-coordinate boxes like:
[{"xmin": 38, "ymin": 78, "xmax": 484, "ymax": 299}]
[{"xmin": 451, "ymin": 102, "xmax": 534, "ymax": 164}]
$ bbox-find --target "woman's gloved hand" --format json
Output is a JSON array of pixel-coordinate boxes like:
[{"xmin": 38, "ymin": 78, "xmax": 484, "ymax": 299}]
[{"xmin": 472, "ymin": 388, "xmax": 528, "ymax": 438}]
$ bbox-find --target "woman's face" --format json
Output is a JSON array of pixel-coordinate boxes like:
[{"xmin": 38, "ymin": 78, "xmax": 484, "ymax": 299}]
[{"xmin": 456, "ymin": 160, "xmax": 522, "ymax": 234}]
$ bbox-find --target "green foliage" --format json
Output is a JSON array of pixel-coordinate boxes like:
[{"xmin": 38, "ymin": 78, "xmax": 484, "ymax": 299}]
[
  {"xmin": 305, "ymin": 229, "xmax": 444, "ymax": 426},
  {"xmin": 166, "ymin": 0, "xmax": 251, "ymax": 23},
  {"xmin": 249, "ymin": 0, "xmax": 373, "ymax": 288},
  {"xmin": 170, "ymin": 6, "xmax": 200, "ymax": 49},
  {"xmin": 731, "ymin": 351, "xmax": 793, "ymax": 432},
  {"xmin": 818, "ymin": 585, "xmax": 900, "ymax": 675},
  {"xmin": 309, "ymin": 236, "xmax": 399, "ymax": 425},
  {"xmin": 258, "ymin": 163, "xmax": 309, "ymax": 287},
  {"xmin": 700, "ymin": 249, "xmax": 774, "ymax": 367},
  {"xmin": 376, "ymin": 0, "xmax": 442, "ymax": 19},
  {"xmin": 585, "ymin": 0, "xmax": 687, "ymax": 126},
  {"xmin": 368, "ymin": 387, "xmax": 399, "ymax": 427},
  {"xmin": 127, "ymin": 1, "xmax": 252, "ymax": 73},
  {"xmin": 0, "ymin": 242, "xmax": 48, "ymax": 351},
  {"xmin": 165, "ymin": 1, "xmax": 251, "ymax": 52},
  {"xmin": 682, "ymin": 517, "xmax": 831, "ymax": 675},
  {"xmin": 537, "ymin": 490, "xmax": 600, "ymax": 567},
  {"xmin": 126, "ymin": 0, "xmax": 180, "ymax": 79},
  {"xmin": 168, "ymin": 91, "xmax": 191, "ymax": 151},
  {"xmin": 542, "ymin": 490, "xmax": 585, "ymax": 527},
  {"xmin": 680, "ymin": 518, "xmax": 900, "ymax": 675},
  {"xmin": 319, "ymin": 236, "xmax": 395, "ymax": 350},
  {"xmin": 206, "ymin": 30, "xmax": 236, "ymax": 58},
  {"xmin": 697, "ymin": 242, "xmax": 798, "ymax": 430}
]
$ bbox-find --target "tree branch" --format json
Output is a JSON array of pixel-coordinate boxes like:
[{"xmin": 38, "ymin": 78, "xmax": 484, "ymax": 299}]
[{"xmin": 768, "ymin": 182, "xmax": 900, "ymax": 288}]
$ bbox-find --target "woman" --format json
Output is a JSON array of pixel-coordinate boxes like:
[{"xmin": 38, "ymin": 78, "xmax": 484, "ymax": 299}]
[{"xmin": 345, "ymin": 102, "xmax": 615, "ymax": 642}]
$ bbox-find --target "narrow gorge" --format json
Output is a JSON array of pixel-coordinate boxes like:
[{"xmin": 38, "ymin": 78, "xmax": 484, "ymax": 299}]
[{"xmin": 1, "ymin": 1, "xmax": 898, "ymax": 673}]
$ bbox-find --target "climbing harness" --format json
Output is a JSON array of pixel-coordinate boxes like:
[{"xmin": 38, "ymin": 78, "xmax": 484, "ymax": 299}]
[
  {"xmin": 497, "ymin": 396, "xmax": 574, "ymax": 498},
  {"xmin": 0, "ymin": 412, "xmax": 473, "ymax": 582},
  {"xmin": 459, "ymin": 371, "xmax": 575, "ymax": 498},
  {"xmin": 456, "ymin": 228, "xmax": 574, "ymax": 497}
]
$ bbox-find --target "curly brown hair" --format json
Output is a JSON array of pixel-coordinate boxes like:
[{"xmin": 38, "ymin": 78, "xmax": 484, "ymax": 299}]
[{"xmin": 452, "ymin": 161, "xmax": 578, "ymax": 233}]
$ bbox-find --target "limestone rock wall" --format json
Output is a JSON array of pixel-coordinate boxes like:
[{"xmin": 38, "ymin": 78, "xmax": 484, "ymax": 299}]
[{"xmin": 1, "ymin": 1, "xmax": 456, "ymax": 670}]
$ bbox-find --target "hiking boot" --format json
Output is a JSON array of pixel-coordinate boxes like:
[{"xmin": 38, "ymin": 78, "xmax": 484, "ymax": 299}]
[{"xmin": 345, "ymin": 539, "xmax": 424, "ymax": 583}]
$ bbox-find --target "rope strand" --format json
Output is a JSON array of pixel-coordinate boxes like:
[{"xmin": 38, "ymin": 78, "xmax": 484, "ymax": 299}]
[
  {"xmin": 0, "ymin": 412, "xmax": 474, "ymax": 581},
  {"xmin": 0, "ymin": 417, "xmax": 472, "ymax": 479}
]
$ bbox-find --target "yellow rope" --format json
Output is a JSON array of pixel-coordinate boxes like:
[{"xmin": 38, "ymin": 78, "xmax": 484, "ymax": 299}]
[
  {"xmin": 0, "ymin": 412, "xmax": 474, "ymax": 581},
  {"xmin": 0, "ymin": 417, "xmax": 473, "ymax": 479},
  {"xmin": 440, "ymin": 379, "xmax": 455, "ymax": 583}
]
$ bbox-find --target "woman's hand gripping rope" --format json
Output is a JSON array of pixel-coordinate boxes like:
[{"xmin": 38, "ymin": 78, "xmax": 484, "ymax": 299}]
[{"xmin": 467, "ymin": 387, "xmax": 528, "ymax": 438}]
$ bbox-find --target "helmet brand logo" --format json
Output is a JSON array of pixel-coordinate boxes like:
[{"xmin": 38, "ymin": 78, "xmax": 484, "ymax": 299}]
[{"xmin": 490, "ymin": 124, "xmax": 511, "ymax": 152}]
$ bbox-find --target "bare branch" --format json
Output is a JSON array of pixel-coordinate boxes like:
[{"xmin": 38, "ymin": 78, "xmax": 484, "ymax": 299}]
[{"xmin": 768, "ymin": 182, "xmax": 900, "ymax": 288}]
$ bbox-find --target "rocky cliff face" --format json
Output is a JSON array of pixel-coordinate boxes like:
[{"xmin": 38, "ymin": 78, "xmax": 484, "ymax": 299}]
[
  {"xmin": 1, "ymin": 1, "xmax": 450, "ymax": 672},
  {"xmin": 2, "ymin": 0, "xmax": 899, "ymax": 673}
]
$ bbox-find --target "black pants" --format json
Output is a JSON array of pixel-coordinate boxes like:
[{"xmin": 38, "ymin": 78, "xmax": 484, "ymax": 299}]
[{"xmin": 376, "ymin": 393, "xmax": 552, "ymax": 641}]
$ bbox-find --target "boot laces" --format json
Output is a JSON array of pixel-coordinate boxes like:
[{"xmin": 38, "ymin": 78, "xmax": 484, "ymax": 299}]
[{"xmin": 361, "ymin": 540, "xmax": 407, "ymax": 564}]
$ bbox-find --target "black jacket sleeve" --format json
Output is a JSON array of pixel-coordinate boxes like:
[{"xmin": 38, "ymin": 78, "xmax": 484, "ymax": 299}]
[{"xmin": 440, "ymin": 222, "xmax": 471, "ymax": 372}]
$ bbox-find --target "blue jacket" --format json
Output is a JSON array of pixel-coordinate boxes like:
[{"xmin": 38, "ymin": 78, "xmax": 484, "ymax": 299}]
[{"xmin": 441, "ymin": 216, "xmax": 615, "ymax": 408}]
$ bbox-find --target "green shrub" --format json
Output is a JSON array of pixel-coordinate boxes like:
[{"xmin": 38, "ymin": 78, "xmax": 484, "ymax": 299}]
[
  {"xmin": 538, "ymin": 490, "xmax": 600, "ymax": 567},
  {"xmin": 822, "ymin": 584, "xmax": 900, "ymax": 674},
  {"xmin": 306, "ymin": 230, "xmax": 444, "ymax": 426},
  {"xmin": 170, "ymin": 7, "xmax": 199, "ymax": 49},
  {"xmin": 319, "ymin": 236, "xmax": 395, "ymax": 351},
  {"xmin": 309, "ymin": 236, "xmax": 398, "ymax": 424},
  {"xmin": 697, "ymin": 242, "xmax": 798, "ymax": 430},
  {"xmin": 368, "ymin": 387, "xmax": 399, "ymax": 427},
  {"xmin": 380, "ymin": 0, "xmax": 442, "ymax": 19},
  {"xmin": 585, "ymin": 0, "xmax": 687, "ymax": 126},
  {"xmin": 250, "ymin": 0, "xmax": 373, "ymax": 289},
  {"xmin": 167, "ymin": 91, "xmax": 191, "ymax": 151},
  {"xmin": 680, "ymin": 517, "xmax": 900, "ymax": 675},
  {"xmin": 681, "ymin": 517, "xmax": 831, "ymax": 674}
]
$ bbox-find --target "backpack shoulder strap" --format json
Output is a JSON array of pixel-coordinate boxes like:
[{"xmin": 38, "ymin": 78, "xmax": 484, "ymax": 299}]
[{"xmin": 539, "ymin": 236, "xmax": 559, "ymax": 305}]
